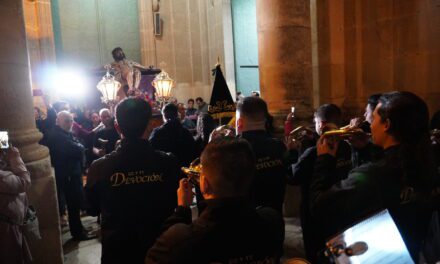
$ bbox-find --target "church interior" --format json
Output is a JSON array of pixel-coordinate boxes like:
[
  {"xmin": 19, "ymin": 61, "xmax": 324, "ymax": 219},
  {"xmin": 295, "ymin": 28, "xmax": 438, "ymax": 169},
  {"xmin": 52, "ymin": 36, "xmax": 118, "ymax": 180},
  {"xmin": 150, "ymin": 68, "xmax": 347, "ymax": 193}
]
[{"xmin": 1, "ymin": 0, "xmax": 440, "ymax": 263}]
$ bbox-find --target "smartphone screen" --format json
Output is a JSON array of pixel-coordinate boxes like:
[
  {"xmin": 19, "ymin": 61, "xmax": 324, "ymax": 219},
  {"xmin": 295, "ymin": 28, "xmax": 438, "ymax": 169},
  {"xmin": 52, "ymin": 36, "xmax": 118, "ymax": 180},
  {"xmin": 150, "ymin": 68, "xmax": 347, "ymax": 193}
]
[
  {"xmin": 0, "ymin": 131, "xmax": 9, "ymax": 149},
  {"xmin": 291, "ymin": 107, "xmax": 295, "ymax": 114}
]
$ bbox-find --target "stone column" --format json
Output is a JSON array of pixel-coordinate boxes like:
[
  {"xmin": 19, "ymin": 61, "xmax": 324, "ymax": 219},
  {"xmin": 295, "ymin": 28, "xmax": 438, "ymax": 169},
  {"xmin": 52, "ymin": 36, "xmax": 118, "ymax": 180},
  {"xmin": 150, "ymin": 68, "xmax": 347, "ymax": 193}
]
[
  {"xmin": 0, "ymin": 1, "xmax": 63, "ymax": 263},
  {"xmin": 256, "ymin": 0, "xmax": 314, "ymax": 130},
  {"xmin": 256, "ymin": 0, "xmax": 314, "ymax": 217}
]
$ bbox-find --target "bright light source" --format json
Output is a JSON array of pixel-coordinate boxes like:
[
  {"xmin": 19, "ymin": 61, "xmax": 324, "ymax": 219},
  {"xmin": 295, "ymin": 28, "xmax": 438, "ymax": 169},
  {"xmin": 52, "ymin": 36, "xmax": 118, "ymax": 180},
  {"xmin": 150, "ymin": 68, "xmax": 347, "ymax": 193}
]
[
  {"xmin": 49, "ymin": 68, "xmax": 88, "ymax": 99},
  {"xmin": 152, "ymin": 70, "xmax": 174, "ymax": 98}
]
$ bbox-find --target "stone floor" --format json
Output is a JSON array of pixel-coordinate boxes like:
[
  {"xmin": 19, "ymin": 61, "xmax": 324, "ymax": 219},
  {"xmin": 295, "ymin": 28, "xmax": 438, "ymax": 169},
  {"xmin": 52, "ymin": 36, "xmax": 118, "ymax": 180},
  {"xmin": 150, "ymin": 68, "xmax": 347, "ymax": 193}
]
[
  {"xmin": 63, "ymin": 216, "xmax": 305, "ymax": 264},
  {"xmin": 62, "ymin": 216, "xmax": 101, "ymax": 264}
]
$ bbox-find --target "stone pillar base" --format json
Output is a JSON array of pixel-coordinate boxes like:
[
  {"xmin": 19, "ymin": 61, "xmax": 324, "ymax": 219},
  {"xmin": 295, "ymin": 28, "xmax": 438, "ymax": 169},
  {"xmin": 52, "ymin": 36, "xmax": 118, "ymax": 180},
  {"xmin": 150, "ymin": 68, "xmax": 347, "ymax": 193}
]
[{"xmin": 26, "ymin": 157, "xmax": 63, "ymax": 264}]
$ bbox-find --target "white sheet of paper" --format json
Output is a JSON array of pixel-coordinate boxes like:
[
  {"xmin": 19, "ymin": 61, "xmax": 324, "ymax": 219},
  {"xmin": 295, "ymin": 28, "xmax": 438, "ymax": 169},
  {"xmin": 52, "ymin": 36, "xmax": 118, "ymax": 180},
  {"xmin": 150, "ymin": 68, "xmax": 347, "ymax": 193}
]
[{"xmin": 327, "ymin": 209, "xmax": 414, "ymax": 264}]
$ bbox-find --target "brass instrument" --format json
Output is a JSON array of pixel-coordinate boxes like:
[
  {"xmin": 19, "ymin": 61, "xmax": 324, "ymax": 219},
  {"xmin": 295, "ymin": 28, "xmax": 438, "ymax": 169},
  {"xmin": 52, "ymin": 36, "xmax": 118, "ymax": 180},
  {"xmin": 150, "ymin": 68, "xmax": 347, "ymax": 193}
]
[
  {"xmin": 323, "ymin": 127, "xmax": 369, "ymax": 138},
  {"xmin": 181, "ymin": 158, "xmax": 202, "ymax": 185},
  {"xmin": 288, "ymin": 126, "xmax": 315, "ymax": 141},
  {"xmin": 322, "ymin": 127, "xmax": 369, "ymax": 139}
]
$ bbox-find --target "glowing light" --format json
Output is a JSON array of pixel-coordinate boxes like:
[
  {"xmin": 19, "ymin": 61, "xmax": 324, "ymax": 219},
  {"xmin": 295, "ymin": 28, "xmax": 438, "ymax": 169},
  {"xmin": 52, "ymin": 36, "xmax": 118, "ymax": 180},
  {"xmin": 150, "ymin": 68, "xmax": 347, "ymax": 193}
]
[
  {"xmin": 152, "ymin": 70, "xmax": 174, "ymax": 98},
  {"xmin": 49, "ymin": 68, "xmax": 88, "ymax": 98},
  {"xmin": 97, "ymin": 65, "xmax": 121, "ymax": 103}
]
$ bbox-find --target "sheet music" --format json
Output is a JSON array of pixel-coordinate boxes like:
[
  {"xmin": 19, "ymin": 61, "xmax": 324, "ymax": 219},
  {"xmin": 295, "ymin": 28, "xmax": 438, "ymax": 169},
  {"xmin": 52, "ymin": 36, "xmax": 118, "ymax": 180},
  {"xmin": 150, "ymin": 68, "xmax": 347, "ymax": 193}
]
[{"xmin": 327, "ymin": 210, "xmax": 414, "ymax": 264}]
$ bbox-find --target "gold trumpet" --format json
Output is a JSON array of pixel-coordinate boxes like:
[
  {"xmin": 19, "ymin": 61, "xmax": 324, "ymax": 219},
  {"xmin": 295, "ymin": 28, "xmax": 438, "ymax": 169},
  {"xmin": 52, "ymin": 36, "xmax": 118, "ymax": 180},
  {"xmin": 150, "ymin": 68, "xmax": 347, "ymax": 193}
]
[
  {"xmin": 289, "ymin": 126, "xmax": 315, "ymax": 141},
  {"xmin": 322, "ymin": 127, "xmax": 369, "ymax": 139},
  {"xmin": 181, "ymin": 158, "xmax": 202, "ymax": 185}
]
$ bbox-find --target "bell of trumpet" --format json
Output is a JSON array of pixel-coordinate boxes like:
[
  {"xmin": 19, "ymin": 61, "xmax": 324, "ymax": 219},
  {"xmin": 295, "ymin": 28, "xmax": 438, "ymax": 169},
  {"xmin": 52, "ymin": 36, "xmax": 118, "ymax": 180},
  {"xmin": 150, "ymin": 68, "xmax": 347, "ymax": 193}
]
[
  {"xmin": 322, "ymin": 126, "xmax": 370, "ymax": 139},
  {"xmin": 289, "ymin": 126, "xmax": 315, "ymax": 141},
  {"xmin": 181, "ymin": 158, "xmax": 202, "ymax": 185}
]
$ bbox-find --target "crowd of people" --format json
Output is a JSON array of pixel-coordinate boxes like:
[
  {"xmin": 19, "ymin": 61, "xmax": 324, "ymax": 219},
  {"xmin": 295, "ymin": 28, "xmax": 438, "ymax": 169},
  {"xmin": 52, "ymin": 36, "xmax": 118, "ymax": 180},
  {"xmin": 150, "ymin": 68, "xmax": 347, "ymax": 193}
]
[{"xmin": 2, "ymin": 90, "xmax": 440, "ymax": 264}]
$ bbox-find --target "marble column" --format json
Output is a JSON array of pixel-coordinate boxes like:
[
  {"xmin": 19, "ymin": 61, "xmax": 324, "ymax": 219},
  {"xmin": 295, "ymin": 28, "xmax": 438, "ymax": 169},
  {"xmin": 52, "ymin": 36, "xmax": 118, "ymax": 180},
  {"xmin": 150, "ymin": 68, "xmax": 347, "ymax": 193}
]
[
  {"xmin": 256, "ymin": 0, "xmax": 314, "ymax": 130},
  {"xmin": 0, "ymin": 1, "xmax": 63, "ymax": 263}
]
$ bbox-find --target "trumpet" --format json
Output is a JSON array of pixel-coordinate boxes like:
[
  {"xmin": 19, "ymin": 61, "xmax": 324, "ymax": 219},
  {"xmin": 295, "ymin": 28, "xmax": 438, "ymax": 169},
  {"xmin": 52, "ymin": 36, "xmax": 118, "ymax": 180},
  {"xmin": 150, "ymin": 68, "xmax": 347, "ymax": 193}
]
[
  {"xmin": 322, "ymin": 127, "xmax": 370, "ymax": 139},
  {"xmin": 181, "ymin": 158, "xmax": 202, "ymax": 185},
  {"xmin": 288, "ymin": 126, "xmax": 315, "ymax": 142}
]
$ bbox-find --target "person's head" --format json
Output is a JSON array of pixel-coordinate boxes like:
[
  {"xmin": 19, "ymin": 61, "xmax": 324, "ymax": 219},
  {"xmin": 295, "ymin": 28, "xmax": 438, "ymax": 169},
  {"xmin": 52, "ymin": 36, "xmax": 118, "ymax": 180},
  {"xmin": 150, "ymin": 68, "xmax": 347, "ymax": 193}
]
[
  {"xmin": 364, "ymin": 93, "xmax": 382, "ymax": 124},
  {"xmin": 70, "ymin": 108, "xmax": 82, "ymax": 121},
  {"xmin": 371, "ymin": 91, "xmax": 429, "ymax": 148},
  {"xmin": 34, "ymin": 107, "xmax": 41, "ymax": 120},
  {"xmin": 84, "ymin": 109, "xmax": 91, "ymax": 119},
  {"xmin": 162, "ymin": 103, "xmax": 179, "ymax": 122},
  {"xmin": 115, "ymin": 98, "xmax": 152, "ymax": 140},
  {"xmin": 177, "ymin": 103, "xmax": 186, "ymax": 119},
  {"xmin": 91, "ymin": 112, "xmax": 100, "ymax": 126},
  {"xmin": 99, "ymin": 108, "xmax": 113, "ymax": 128},
  {"xmin": 195, "ymin": 97, "xmax": 204, "ymax": 107},
  {"xmin": 112, "ymin": 47, "xmax": 126, "ymax": 62},
  {"xmin": 314, "ymin": 104, "xmax": 342, "ymax": 135},
  {"xmin": 53, "ymin": 101, "xmax": 70, "ymax": 113},
  {"xmin": 56, "ymin": 111, "xmax": 74, "ymax": 132},
  {"xmin": 187, "ymin": 99, "xmax": 195, "ymax": 109},
  {"xmin": 235, "ymin": 96, "xmax": 268, "ymax": 134},
  {"xmin": 251, "ymin": 91, "xmax": 260, "ymax": 97},
  {"xmin": 200, "ymin": 138, "xmax": 255, "ymax": 199}
]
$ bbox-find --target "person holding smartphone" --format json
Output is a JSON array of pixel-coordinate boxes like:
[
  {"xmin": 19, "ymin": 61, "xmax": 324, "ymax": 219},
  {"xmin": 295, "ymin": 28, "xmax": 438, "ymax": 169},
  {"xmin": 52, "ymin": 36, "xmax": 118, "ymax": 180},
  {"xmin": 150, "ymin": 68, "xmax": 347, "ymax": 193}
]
[{"xmin": 0, "ymin": 145, "xmax": 32, "ymax": 263}]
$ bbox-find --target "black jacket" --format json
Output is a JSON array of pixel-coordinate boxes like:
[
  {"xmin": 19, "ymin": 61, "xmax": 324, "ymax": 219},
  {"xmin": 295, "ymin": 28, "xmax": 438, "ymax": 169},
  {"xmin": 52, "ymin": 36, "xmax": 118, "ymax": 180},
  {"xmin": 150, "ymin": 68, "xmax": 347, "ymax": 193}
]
[
  {"xmin": 351, "ymin": 141, "xmax": 383, "ymax": 168},
  {"xmin": 310, "ymin": 145, "xmax": 434, "ymax": 261},
  {"xmin": 287, "ymin": 141, "xmax": 352, "ymax": 262},
  {"xmin": 145, "ymin": 198, "xmax": 285, "ymax": 264},
  {"xmin": 240, "ymin": 130, "xmax": 288, "ymax": 213},
  {"xmin": 48, "ymin": 125, "xmax": 85, "ymax": 179},
  {"xmin": 93, "ymin": 126, "xmax": 120, "ymax": 154},
  {"xmin": 149, "ymin": 119, "xmax": 199, "ymax": 167},
  {"xmin": 86, "ymin": 138, "xmax": 180, "ymax": 264}
]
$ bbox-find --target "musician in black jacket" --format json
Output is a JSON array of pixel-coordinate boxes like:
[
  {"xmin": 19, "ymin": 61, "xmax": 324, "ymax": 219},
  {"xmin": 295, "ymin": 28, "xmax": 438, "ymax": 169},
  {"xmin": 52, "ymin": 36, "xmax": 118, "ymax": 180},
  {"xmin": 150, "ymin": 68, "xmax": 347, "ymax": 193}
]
[
  {"xmin": 310, "ymin": 92, "xmax": 436, "ymax": 262},
  {"xmin": 145, "ymin": 138, "xmax": 284, "ymax": 264},
  {"xmin": 287, "ymin": 104, "xmax": 352, "ymax": 262},
  {"xmin": 236, "ymin": 96, "xmax": 287, "ymax": 213},
  {"xmin": 86, "ymin": 98, "xmax": 180, "ymax": 264}
]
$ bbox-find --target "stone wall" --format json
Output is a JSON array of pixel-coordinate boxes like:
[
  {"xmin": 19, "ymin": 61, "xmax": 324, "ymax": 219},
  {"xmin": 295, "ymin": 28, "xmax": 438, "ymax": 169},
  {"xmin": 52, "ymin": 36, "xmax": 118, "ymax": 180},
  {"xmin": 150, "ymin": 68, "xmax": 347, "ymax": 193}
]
[
  {"xmin": 23, "ymin": 0, "xmax": 56, "ymax": 104},
  {"xmin": 51, "ymin": 0, "xmax": 141, "ymax": 68},
  {"xmin": 314, "ymin": 0, "xmax": 440, "ymax": 119},
  {"xmin": 138, "ymin": 0, "xmax": 236, "ymax": 103}
]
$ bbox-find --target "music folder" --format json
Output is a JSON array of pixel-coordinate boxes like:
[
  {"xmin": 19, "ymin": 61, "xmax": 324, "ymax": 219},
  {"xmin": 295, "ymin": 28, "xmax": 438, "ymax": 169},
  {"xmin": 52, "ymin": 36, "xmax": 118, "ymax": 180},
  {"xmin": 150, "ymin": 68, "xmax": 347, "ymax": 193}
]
[{"xmin": 326, "ymin": 209, "xmax": 414, "ymax": 264}]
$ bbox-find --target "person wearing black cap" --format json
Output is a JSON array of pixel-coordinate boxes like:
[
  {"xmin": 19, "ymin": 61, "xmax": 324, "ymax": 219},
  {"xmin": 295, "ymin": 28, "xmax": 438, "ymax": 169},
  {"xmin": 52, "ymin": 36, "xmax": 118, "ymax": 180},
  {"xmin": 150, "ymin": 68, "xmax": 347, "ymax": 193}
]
[{"xmin": 85, "ymin": 98, "xmax": 180, "ymax": 264}]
